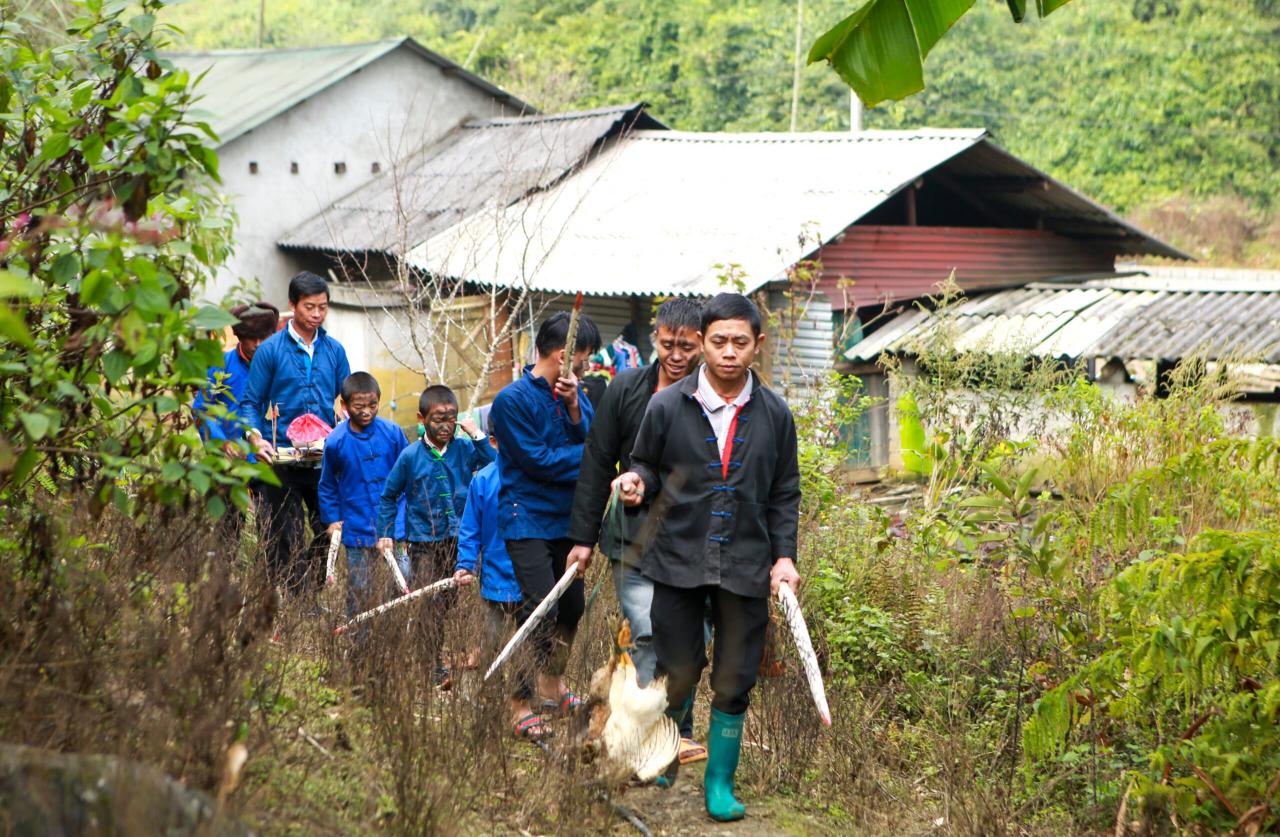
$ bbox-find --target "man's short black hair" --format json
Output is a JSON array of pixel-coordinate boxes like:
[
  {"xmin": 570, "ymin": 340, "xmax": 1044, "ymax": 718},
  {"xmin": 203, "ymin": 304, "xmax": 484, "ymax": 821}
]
[
  {"xmin": 341, "ymin": 371, "xmax": 380, "ymax": 403},
  {"xmin": 654, "ymin": 297, "xmax": 702, "ymax": 334},
  {"xmin": 288, "ymin": 271, "xmax": 330, "ymax": 304},
  {"xmin": 701, "ymin": 292, "xmax": 762, "ymax": 337},
  {"xmin": 535, "ymin": 310, "xmax": 601, "ymax": 358},
  {"xmin": 419, "ymin": 385, "xmax": 458, "ymax": 415}
]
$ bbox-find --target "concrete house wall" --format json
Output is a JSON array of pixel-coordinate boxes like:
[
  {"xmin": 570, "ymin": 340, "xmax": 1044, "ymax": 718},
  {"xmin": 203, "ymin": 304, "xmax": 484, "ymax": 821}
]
[{"xmin": 209, "ymin": 47, "xmax": 512, "ymax": 304}]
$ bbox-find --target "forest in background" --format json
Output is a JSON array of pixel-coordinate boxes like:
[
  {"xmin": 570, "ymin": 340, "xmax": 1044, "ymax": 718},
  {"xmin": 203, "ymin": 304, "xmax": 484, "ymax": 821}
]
[{"xmin": 156, "ymin": 0, "xmax": 1280, "ymax": 266}]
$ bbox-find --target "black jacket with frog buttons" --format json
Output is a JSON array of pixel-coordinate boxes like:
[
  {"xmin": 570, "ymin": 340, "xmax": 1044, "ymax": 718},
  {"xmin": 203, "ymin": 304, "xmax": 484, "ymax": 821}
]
[{"xmin": 628, "ymin": 368, "xmax": 800, "ymax": 599}]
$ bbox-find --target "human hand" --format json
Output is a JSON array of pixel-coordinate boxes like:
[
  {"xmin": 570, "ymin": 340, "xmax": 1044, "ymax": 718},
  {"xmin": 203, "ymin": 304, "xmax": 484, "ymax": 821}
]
[
  {"xmin": 457, "ymin": 416, "xmax": 481, "ymax": 439},
  {"xmin": 567, "ymin": 544, "xmax": 593, "ymax": 577},
  {"xmin": 376, "ymin": 537, "xmax": 394, "ymax": 554},
  {"xmin": 327, "ymin": 522, "xmax": 343, "ymax": 536},
  {"xmin": 612, "ymin": 472, "xmax": 645, "ymax": 507},
  {"xmin": 222, "ymin": 440, "xmax": 244, "ymax": 460},
  {"xmin": 770, "ymin": 558, "xmax": 800, "ymax": 596},
  {"xmin": 251, "ymin": 433, "xmax": 275, "ymax": 460},
  {"xmin": 554, "ymin": 371, "xmax": 580, "ymax": 416},
  {"xmin": 452, "ymin": 569, "xmax": 474, "ymax": 586}
]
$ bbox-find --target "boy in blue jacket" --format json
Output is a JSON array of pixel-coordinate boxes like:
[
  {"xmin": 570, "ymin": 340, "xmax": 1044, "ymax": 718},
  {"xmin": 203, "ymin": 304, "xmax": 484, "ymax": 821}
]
[
  {"xmin": 489, "ymin": 310, "xmax": 600, "ymax": 741},
  {"xmin": 377, "ymin": 385, "xmax": 491, "ymax": 681},
  {"xmin": 318, "ymin": 372, "xmax": 410, "ymax": 619},
  {"xmin": 453, "ymin": 414, "xmax": 522, "ymax": 686}
]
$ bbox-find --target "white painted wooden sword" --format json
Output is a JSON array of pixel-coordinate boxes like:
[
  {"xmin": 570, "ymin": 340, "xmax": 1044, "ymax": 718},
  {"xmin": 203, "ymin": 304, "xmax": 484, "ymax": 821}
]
[
  {"xmin": 777, "ymin": 583, "xmax": 832, "ymax": 727},
  {"xmin": 324, "ymin": 527, "xmax": 341, "ymax": 587},
  {"xmin": 485, "ymin": 561, "xmax": 580, "ymax": 681},
  {"xmin": 381, "ymin": 545, "xmax": 410, "ymax": 595},
  {"xmin": 333, "ymin": 576, "xmax": 458, "ymax": 636}
]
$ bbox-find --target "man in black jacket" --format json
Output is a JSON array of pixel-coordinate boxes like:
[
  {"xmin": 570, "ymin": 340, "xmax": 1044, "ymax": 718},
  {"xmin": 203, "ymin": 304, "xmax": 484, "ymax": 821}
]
[
  {"xmin": 567, "ymin": 297, "xmax": 705, "ymax": 762},
  {"xmin": 610, "ymin": 292, "xmax": 801, "ymax": 822}
]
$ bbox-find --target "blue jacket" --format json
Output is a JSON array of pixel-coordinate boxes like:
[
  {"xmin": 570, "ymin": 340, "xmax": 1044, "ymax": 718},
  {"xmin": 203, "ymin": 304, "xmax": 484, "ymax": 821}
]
[
  {"xmin": 490, "ymin": 366, "xmax": 594, "ymax": 540},
  {"xmin": 318, "ymin": 418, "xmax": 409, "ymax": 547},
  {"xmin": 238, "ymin": 326, "xmax": 350, "ymax": 439},
  {"xmin": 193, "ymin": 346, "xmax": 253, "ymax": 442},
  {"xmin": 377, "ymin": 436, "xmax": 494, "ymax": 542},
  {"xmin": 457, "ymin": 461, "xmax": 521, "ymax": 603}
]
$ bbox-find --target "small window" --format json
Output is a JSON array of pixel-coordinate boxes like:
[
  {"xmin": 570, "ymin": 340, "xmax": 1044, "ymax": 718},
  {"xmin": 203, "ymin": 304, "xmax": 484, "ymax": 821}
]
[
  {"xmin": 248, "ymin": 161, "xmax": 259, "ymax": 174},
  {"xmin": 334, "ymin": 162, "xmax": 347, "ymax": 175},
  {"xmin": 290, "ymin": 161, "xmax": 299, "ymax": 174},
  {"xmin": 371, "ymin": 161, "xmax": 381, "ymax": 174}
]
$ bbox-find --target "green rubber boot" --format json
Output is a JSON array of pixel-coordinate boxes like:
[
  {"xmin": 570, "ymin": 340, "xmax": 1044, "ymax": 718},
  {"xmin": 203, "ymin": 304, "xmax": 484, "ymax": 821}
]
[
  {"xmin": 704, "ymin": 707, "xmax": 746, "ymax": 821},
  {"xmin": 655, "ymin": 697, "xmax": 692, "ymax": 789}
]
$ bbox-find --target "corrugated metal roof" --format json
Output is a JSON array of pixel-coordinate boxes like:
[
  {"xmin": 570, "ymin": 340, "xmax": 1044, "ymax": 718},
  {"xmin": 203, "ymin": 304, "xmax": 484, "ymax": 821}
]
[
  {"xmin": 846, "ymin": 278, "xmax": 1280, "ymax": 364},
  {"xmin": 278, "ymin": 104, "xmax": 657, "ymax": 254},
  {"xmin": 164, "ymin": 38, "xmax": 530, "ymax": 146},
  {"xmin": 405, "ymin": 129, "xmax": 1186, "ymax": 298},
  {"xmin": 408, "ymin": 129, "xmax": 990, "ymax": 296}
]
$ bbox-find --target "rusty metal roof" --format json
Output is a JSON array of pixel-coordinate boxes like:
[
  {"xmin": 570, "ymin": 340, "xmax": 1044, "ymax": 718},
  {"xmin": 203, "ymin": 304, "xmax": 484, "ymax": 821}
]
[
  {"xmin": 278, "ymin": 103, "xmax": 660, "ymax": 255},
  {"xmin": 165, "ymin": 38, "xmax": 531, "ymax": 146},
  {"xmin": 846, "ymin": 274, "xmax": 1280, "ymax": 364}
]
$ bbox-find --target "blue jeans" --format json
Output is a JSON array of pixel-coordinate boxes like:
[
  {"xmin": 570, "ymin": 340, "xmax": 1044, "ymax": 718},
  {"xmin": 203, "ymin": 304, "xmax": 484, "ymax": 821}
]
[
  {"xmin": 612, "ymin": 560, "xmax": 658, "ymax": 687},
  {"xmin": 347, "ymin": 545, "xmax": 411, "ymax": 618}
]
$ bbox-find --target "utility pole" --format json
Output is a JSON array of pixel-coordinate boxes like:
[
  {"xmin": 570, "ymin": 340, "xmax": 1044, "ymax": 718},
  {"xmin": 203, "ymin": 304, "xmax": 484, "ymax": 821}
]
[
  {"xmin": 257, "ymin": 0, "xmax": 265, "ymax": 48},
  {"xmin": 789, "ymin": 0, "xmax": 803, "ymax": 132},
  {"xmin": 850, "ymin": 90, "xmax": 863, "ymax": 133}
]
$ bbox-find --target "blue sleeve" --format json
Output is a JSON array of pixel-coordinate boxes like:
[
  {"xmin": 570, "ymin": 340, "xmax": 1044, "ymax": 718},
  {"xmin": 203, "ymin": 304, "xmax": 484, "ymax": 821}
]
[
  {"xmin": 239, "ymin": 341, "xmax": 273, "ymax": 437},
  {"xmin": 388, "ymin": 425, "xmax": 409, "ymax": 540},
  {"xmin": 492, "ymin": 391, "xmax": 585, "ymax": 483},
  {"xmin": 470, "ymin": 437, "xmax": 494, "ymax": 471},
  {"xmin": 565, "ymin": 389, "xmax": 593, "ymax": 450},
  {"xmin": 377, "ymin": 450, "xmax": 409, "ymax": 539},
  {"xmin": 334, "ymin": 344, "xmax": 351, "ymax": 404},
  {"xmin": 456, "ymin": 479, "xmax": 483, "ymax": 573},
  {"xmin": 318, "ymin": 437, "xmax": 341, "ymax": 526}
]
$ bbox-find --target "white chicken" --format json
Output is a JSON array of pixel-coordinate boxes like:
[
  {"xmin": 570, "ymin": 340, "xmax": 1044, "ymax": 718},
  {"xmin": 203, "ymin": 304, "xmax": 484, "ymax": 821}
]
[{"xmin": 585, "ymin": 621, "xmax": 681, "ymax": 782}]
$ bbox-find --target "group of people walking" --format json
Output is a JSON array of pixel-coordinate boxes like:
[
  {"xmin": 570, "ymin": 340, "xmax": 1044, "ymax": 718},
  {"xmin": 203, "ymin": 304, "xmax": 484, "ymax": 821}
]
[{"xmin": 196, "ymin": 271, "xmax": 801, "ymax": 822}]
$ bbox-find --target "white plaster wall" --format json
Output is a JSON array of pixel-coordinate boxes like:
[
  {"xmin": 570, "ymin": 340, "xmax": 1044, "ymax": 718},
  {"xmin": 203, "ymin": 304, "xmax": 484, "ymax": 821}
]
[{"xmin": 207, "ymin": 46, "xmax": 511, "ymax": 306}]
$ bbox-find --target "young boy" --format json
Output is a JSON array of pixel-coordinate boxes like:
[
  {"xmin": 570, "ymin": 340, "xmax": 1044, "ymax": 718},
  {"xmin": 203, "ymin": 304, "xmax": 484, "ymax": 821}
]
[
  {"xmin": 489, "ymin": 310, "xmax": 600, "ymax": 741},
  {"xmin": 452, "ymin": 415, "xmax": 522, "ymax": 685},
  {"xmin": 377, "ymin": 385, "xmax": 491, "ymax": 681},
  {"xmin": 612, "ymin": 293, "xmax": 801, "ymax": 822},
  {"xmin": 317, "ymin": 372, "xmax": 410, "ymax": 618}
]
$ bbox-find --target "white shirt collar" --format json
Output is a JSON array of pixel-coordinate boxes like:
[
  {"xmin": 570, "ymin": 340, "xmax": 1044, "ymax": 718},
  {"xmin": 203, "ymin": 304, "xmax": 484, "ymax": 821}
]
[
  {"xmin": 695, "ymin": 365, "xmax": 752, "ymax": 412},
  {"xmin": 287, "ymin": 321, "xmax": 316, "ymax": 356}
]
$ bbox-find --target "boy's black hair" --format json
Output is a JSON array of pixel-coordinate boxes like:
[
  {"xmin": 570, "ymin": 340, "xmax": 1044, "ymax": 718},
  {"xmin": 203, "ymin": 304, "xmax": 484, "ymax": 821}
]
[
  {"xmin": 230, "ymin": 300, "xmax": 280, "ymax": 340},
  {"xmin": 341, "ymin": 371, "xmax": 381, "ymax": 403},
  {"xmin": 701, "ymin": 292, "xmax": 762, "ymax": 337},
  {"xmin": 486, "ymin": 410, "xmax": 496, "ymax": 437},
  {"xmin": 288, "ymin": 271, "xmax": 330, "ymax": 304},
  {"xmin": 654, "ymin": 297, "xmax": 702, "ymax": 334},
  {"xmin": 419, "ymin": 384, "xmax": 458, "ymax": 415},
  {"xmin": 535, "ymin": 310, "xmax": 601, "ymax": 358}
]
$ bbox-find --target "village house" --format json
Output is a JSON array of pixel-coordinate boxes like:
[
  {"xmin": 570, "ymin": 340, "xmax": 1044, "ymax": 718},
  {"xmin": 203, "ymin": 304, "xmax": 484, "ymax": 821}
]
[
  {"xmin": 845, "ymin": 263, "xmax": 1280, "ymax": 472},
  {"xmin": 166, "ymin": 38, "xmax": 528, "ymax": 303},
  {"xmin": 176, "ymin": 41, "xmax": 1187, "ymax": 434}
]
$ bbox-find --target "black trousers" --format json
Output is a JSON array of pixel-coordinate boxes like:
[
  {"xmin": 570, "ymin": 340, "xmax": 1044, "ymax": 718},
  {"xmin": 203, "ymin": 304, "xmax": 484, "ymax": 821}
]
[
  {"xmin": 653, "ymin": 582, "xmax": 769, "ymax": 716},
  {"xmin": 407, "ymin": 539, "xmax": 459, "ymax": 669},
  {"xmin": 255, "ymin": 465, "xmax": 327, "ymax": 594},
  {"xmin": 505, "ymin": 537, "xmax": 584, "ymax": 700}
]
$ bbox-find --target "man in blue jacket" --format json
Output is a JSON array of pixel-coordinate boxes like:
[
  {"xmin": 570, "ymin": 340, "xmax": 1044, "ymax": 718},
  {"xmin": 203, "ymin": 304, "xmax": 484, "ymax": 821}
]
[
  {"xmin": 240, "ymin": 272, "xmax": 351, "ymax": 593},
  {"xmin": 489, "ymin": 310, "xmax": 600, "ymax": 740},
  {"xmin": 318, "ymin": 372, "xmax": 410, "ymax": 619}
]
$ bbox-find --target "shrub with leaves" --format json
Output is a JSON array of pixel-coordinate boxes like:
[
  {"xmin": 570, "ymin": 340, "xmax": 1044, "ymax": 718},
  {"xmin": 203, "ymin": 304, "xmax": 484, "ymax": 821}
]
[
  {"xmin": 0, "ymin": 0, "xmax": 259, "ymax": 520},
  {"xmin": 1025, "ymin": 529, "xmax": 1280, "ymax": 833}
]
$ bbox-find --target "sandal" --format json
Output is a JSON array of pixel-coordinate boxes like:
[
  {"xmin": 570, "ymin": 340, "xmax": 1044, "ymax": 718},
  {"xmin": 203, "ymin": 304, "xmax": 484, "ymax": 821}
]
[
  {"xmin": 555, "ymin": 691, "xmax": 584, "ymax": 717},
  {"xmin": 677, "ymin": 736, "xmax": 707, "ymax": 765},
  {"xmin": 512, "ymin": 713, "xmax": 550, "ymax": 742}
]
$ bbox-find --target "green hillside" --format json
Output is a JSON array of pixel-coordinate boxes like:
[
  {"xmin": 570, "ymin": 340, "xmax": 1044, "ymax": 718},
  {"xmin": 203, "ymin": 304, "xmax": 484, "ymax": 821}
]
[{"xmin": 162, "ymin": 0, "xmax": 1280, "ymax": 264}]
